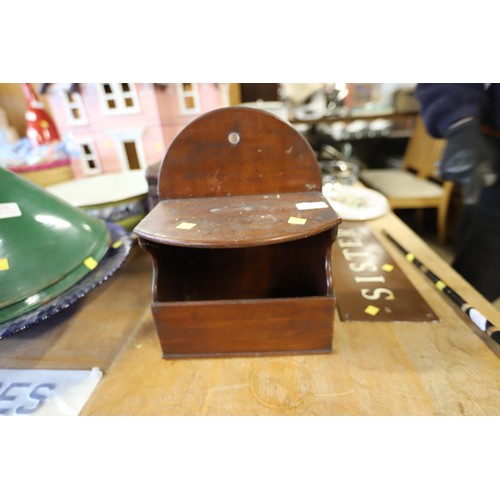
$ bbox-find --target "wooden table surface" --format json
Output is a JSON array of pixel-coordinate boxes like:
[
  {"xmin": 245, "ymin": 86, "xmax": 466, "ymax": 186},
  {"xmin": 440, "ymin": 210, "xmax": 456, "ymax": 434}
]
[{"xmin": 2, "ymin": 212, "xmax": 499, "ymax": 415}]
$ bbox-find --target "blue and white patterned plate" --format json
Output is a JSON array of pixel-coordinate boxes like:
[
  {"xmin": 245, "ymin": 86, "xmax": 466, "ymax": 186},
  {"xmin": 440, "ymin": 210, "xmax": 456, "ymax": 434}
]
[{"xmin": 0, "ymin": 222, "xmax": 133, "ymax": 339}]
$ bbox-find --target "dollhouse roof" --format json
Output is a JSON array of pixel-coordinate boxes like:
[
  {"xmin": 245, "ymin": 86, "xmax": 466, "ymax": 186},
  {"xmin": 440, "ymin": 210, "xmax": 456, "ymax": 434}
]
[
  {"xmin": 39, "ymin": 83, "xmax": 80, "ymax": 94},
  {"xmin": 39, "ymin": 83, "xmax": 170, "ymax": 95}
]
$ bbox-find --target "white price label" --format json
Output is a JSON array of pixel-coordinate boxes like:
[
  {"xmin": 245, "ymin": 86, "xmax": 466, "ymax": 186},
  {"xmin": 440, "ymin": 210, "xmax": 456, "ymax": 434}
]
[
  {"xmin": 295, "ymin": 201, "xmax": 329, "ymax": 210},
  {"xmin": 469, "ymin": 308, "xmax": 487, "ymax": 332},
  {"xmin": 0, "ymin": 203, "xmax": 22, "ymax": 219}
]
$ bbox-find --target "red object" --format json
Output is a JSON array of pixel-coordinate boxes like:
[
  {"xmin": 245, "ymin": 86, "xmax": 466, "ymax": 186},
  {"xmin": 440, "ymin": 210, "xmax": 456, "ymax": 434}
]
[
  {"xmin": 21, "ymin": 83, "xmax": 60, "ymax": 146},
  {"xmin": 7, "ymin": 158, "xmax": 69, "ymax": 173}
]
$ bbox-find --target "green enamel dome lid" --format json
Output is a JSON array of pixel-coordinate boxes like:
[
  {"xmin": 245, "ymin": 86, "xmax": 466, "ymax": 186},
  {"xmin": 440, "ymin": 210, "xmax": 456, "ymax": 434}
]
[{"xmin": 0, "ymin": 168, "xmax": 110, "ymax": 323}]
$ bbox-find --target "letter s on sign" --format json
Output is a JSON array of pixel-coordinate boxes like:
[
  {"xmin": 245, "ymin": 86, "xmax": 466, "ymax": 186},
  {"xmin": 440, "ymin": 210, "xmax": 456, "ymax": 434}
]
[{"xmin": 361, "ymin": 288, "xmax": 395, "ymax": 301}]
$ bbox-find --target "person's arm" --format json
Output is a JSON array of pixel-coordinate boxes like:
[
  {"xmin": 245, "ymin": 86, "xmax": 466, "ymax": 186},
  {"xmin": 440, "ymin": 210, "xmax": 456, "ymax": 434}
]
[
  {"xmin": 415, "ymin": 83, "xmax": 487, "ymax": 137},
  {"xmin": 415, "ymin": 84, "xmax": 493, "ymax": 205}
]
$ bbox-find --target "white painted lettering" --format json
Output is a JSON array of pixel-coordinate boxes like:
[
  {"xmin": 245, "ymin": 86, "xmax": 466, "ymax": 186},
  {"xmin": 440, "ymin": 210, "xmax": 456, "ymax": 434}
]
[
  {"xmin": 338, "ymin": 238, "xmax": 363, "ymax": 248},
  {"xmin": 338, "ymin": 228, "xmax": 360, "ymax": 237},
  {"xmin": 349, "ymin": 262, "xmax": 378, "ymax": 272},
  {"xmin": 354, "ymin": 276, "xmax": 386, "ymax": 283},
  {"xmin": 342, "ymin": 249, "xmax": 371, "ymax": 261},
  {"xmin": 361, "ymin": 288, "xmax": 395, "ymax": 301}
]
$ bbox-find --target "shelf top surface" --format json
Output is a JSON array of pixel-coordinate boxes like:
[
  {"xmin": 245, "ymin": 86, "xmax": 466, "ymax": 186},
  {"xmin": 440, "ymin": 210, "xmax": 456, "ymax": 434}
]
[{"xmin": 134, "ymin": 192, "xmax": 341, "ymax": 248}]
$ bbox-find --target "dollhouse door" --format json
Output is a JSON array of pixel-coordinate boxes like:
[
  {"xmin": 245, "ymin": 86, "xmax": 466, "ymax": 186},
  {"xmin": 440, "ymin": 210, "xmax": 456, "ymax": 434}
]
[
  {"xmin": 114, "ymin": 135, "xmax": 147, "ymax": 171},
  {"xmin": 122, "ymin": 140, "xmax": 142, "ymax": 170}
]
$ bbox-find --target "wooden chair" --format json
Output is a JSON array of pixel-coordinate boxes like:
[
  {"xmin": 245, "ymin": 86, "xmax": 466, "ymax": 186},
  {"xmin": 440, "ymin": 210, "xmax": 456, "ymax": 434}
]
[
  {"xmin": 134, "ymin": 106, "xmax": 341, "ymax": 359},
  {"xmin": 359, "ymin": 116, "xmax": 452, "ymax": 244}
]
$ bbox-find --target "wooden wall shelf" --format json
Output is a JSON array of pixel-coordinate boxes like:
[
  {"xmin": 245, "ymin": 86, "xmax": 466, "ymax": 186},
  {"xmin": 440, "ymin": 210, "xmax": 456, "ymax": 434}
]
[{"xmin": 134, "ymin": 107, "xmax": 341, "ymax": 358}]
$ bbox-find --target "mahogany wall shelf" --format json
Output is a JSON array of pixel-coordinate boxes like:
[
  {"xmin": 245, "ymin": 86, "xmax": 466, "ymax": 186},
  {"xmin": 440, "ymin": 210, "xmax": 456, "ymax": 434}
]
[{"xmin": 134, "ymin": 107, "xmax": 341, "ymax": 358}]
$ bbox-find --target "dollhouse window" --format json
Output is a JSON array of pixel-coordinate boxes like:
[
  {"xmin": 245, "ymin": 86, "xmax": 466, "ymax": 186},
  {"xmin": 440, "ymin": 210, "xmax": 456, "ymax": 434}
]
[
  {"xmin": 62, "ymin": 90, "xmax": 88, "ymax": 125},
  {"xmin": 79, "ymin": 142, "xmax": 101, "ymax": 174},
  {"xmin": 176, "ymin": 83, "xmax": 201, "ymax": 114},
  {"xmin": 98, "ymin": 83, "xmax": 140, "ymax": 115}
]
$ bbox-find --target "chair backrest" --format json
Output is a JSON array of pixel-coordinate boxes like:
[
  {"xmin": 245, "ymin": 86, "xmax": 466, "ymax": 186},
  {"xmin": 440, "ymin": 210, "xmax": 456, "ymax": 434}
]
[
  {"xmin": 158, "ymin": 106, "xmax": 322, "ymax": 199},
  {"xmin": 402, "ymin": 116, "xmax": 445, "ymax": 178}
]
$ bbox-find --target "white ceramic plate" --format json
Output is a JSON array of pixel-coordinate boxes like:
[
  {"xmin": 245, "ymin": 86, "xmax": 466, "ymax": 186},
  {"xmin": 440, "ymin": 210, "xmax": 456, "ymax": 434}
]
[
  {"xmin": 322, "ymin": 184, "xmax": 390, "ymax": 221},
  {"xmin": 47, "ymin": 171, "xmax": 148, "ymax": 207}
]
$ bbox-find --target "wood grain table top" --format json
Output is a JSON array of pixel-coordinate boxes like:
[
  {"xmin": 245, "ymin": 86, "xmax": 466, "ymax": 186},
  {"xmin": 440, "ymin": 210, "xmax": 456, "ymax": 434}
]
[{"xmin": 2, "ymin": 212, "xmax": 499, "ymax": 415}]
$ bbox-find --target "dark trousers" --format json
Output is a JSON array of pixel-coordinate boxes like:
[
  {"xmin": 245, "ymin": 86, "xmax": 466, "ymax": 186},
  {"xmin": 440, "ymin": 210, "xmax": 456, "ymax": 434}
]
[{"xmin": 453, "ymin": 197, "xmax": 500, "ymax": 301}]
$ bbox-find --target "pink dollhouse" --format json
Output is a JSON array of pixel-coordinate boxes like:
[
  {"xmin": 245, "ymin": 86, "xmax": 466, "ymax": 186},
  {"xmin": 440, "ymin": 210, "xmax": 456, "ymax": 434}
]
[{"xmin": 41, "ymin": 83, "xmax": 227, "ymax": 178}]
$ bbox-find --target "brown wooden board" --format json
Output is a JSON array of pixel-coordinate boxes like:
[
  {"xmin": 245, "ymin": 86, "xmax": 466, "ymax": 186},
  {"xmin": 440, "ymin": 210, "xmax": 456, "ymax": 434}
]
[
  {"xmin": 332, "ymin": 222, "xmax": 438, "ymax": 322},
  {"xmin": 152, "ymin": 296, "xmax": 335, "ymax": 358}
]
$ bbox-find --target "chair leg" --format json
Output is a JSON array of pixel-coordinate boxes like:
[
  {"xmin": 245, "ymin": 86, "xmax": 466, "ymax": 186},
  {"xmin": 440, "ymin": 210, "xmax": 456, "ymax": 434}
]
[
  {"xmin": 437, "ymin": 206, "xmax": 447, "ymax": 245},
  {"xmin": 415, "ymin": 208, "xmax": 425, "ymax": 229},
  {"xmin": 437, "ymin": 181, "xmax": 453, "ymax": 246}
]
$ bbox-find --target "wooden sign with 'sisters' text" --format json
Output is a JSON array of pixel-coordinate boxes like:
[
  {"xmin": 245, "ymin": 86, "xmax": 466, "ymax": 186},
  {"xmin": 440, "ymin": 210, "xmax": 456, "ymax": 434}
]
[{"xmin": 332, "ymin": 222, "xmax": 438, "ymax": 322}]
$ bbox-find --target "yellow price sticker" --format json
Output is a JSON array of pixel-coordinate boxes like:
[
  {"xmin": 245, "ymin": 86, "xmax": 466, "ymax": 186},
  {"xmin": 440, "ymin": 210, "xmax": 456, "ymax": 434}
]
[
  {"xmin": 287, "ymin": 216, "xmax": 307, "ymax": 225},
  {"xmin": 0, "ymin": 258, "xmax": 9, "ymax": 271},
  {"xmin": 364, "ymin": 305, "xmax": 380, "ymax": 316},
  {"xmin": 176, "ymin": 222, "xmax": 197, "ymax": 230},
  {"xmin": 435, "ymin": 280, "xmax": 446, "ymax": 291},
  {"xmin": 84, "ymin": 257, "xmax": 98, "ymax": 270}
]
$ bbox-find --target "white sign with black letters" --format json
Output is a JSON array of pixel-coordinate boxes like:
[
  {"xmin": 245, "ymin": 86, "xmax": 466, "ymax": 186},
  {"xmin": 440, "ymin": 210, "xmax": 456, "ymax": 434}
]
[{"xmin": 0, "ymin": 367, "xmax": 102, "ymax": 416}]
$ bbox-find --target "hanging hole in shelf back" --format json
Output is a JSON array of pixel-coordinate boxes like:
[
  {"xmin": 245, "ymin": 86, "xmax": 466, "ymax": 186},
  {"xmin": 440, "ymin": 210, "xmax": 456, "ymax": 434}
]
[{"xmin": 228, "ymin": 131, "xmax": 240, "ymax": 145}]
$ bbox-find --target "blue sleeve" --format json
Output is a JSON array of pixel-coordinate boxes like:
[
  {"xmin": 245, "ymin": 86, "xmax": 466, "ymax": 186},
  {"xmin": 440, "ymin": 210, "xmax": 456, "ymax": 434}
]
[{"xmin": 415, "ymin": 83, "xmax": 487, "ymax": 137}]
